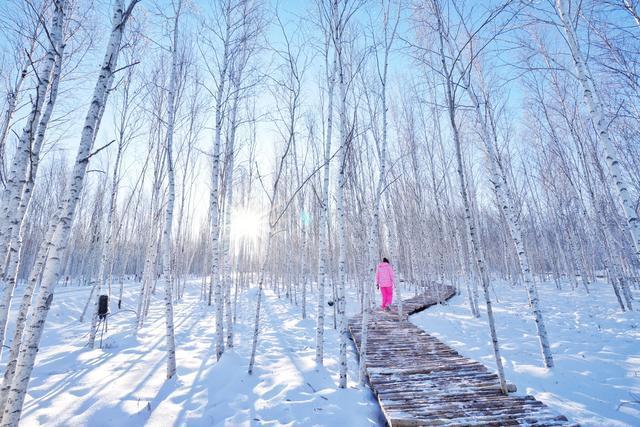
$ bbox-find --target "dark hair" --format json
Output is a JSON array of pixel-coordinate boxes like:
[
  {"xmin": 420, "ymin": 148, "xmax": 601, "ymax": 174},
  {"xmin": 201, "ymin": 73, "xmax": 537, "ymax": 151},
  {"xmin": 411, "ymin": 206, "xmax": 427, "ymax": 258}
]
[{"xmin": 382, "ymin": 257, "xmax": 389, "ymax": 263}]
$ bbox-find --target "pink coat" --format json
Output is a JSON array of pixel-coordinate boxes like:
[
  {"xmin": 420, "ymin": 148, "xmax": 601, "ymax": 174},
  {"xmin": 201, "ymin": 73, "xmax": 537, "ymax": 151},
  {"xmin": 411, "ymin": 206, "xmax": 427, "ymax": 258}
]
[{"xmin": 375, "ymin": 262, "xmax": 395, "ymax": 288}]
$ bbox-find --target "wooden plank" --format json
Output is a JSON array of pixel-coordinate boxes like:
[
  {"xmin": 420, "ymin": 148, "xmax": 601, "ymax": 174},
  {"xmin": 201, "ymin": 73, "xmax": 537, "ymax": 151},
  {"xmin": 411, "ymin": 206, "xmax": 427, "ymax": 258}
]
[{"xmin": 348, "ymin": 285, "xmax": 577, "ymax": 426}]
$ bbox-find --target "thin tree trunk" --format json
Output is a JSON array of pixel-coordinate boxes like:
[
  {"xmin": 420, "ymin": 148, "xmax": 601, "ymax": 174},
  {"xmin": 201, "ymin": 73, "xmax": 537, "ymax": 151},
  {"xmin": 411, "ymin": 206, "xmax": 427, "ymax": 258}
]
[
  {"xmin": 556, "ymin": 0, "xmax": 640, "ymax": 261},
  {"xmin": 158, "ymin": 0, "xmax": 182, "ymax": 379},
  {"xmin": 0, "ymin": 210, "xmax": 59, "ymax": 413},
  {"xmin": 433, "ymin": 1, "xmax": 507, "ymax": 392},
  {"xmin": 462, "ymin": 79, "xmax": 554, "ymax": 367},
  {"xmin": 87, "ymin": 132, "xmax": 125, "ymax": 347},
  {"xmin": 1, "ymin": 1, "xmax": 138, "ymax": 423},
  {"xmin": 211, "ymin": 3, "xmax": 233, "ymax": 359},
  {"xmin": 222, "ymin": 70, "xmax": 241, "ymax": 350},
  {"xmin": 248, "ymin": 229, "xmax": 274, "ymax": 375},
  {"xmin": 335, "ymin": 30, "xmax": 348, "ymax": 390},
  {"xmin": 315, "ymin": 50, "xmax": 335, "ymax": 367},
  {"xmin": 0, "ymin": 42, "xmax": 64, "ymax": 355}
]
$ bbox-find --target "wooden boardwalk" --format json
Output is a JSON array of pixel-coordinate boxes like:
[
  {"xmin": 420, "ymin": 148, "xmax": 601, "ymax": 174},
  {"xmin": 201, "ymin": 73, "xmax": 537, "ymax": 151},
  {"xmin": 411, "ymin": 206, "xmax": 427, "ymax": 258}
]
[{"xmin": 349, "ymin": 286, "xmax": 575, "ymax": 426}]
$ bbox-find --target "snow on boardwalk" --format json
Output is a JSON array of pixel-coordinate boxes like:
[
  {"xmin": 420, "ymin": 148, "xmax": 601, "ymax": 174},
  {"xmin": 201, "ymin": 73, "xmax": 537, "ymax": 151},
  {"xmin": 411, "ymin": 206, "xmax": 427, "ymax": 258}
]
[{"xmin": 349, "ymin": 286, "xmax": 575, "ymax": 426}]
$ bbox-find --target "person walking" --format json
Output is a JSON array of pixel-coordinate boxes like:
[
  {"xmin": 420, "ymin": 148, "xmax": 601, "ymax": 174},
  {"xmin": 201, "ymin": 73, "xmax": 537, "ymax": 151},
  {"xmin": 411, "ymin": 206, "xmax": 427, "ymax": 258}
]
[{"xmin": 375, "ymin": 257, "xmax": 395, "ymax": 311}]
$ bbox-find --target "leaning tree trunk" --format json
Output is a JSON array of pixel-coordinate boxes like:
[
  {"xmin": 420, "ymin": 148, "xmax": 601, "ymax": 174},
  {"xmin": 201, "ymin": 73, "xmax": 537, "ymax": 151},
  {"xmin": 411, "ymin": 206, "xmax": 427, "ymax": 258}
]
[
  {"xmin": 0, "ymin": 209, "xmax": 59, "ymax": 413},
  {"xmin": 556, "ymin": 0, "xmax": 640, "ymax": 261},
  {"xmin": 0, "ymin": 41, "xmax": 65, "ymax": 356},
  {"xmin": 0, "ymin": 2, "xmax": 65, "ymax": 342},
  {"xmin": 433, "ymin": 3, "xmax": 508, "ymax": 392},
  {"xmin": 449, "ymin": 118, "xmax": 508, "ymax": 392},
  {"xmin": 0, "ymin": 2, "xmax": 138, "ymax": 424},
  {"xmin": 0, "ymin": 20, "xmax": 60, "ymax": 272},
  {"xmin": 0, "ymin": 34, "xmax": 39, "ymax": 185},
  {"xmin": 462, "ymin": 79, "xmax": 554, "ymax": 367},
  {"xmin": 248, "ymin": 229, "xmax": 274, "ymax": 375}
]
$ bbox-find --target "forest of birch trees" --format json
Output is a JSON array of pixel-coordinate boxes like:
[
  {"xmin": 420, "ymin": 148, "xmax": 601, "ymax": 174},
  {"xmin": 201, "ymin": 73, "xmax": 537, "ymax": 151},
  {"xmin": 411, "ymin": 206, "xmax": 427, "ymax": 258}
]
[{"xmin": 0, "ymin": 0, "xmax": 639, "ymax": 424}]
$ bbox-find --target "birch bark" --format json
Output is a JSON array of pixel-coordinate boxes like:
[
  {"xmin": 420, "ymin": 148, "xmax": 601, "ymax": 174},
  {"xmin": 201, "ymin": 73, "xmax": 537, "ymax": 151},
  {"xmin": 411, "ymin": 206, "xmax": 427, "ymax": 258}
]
[
  {"xmin": 0, "ymin": 38, "xmax": 65, "ymax": 355},
  {"xmin": 465, "ymin": 82, "xmax": 554, "ymax": 367},
  {"xmin": 222, "ymin": 67, "xmax": 241, "ymax": 350},
  {"xmin": 211, "ymin": 0, "xmax": 234, "ymax": 361},
  {"xmin": 0, "ymin": 210, "xmax": 59, "ymax": 413},
  {"xmin": 1, "ymin": 1, "xmax": 138, "ymax": 424},
  {"xmin": 0, "ymin": 39, "xmax": 37, "ymax": 183},
  {"xmin": 248, "ymin": 229, "xmax": 274, "ymax": 375},
  {"xmin": 556, "ymin": 0, "xmax": 640, "ymax": 261},
  {"xmin": 315, "ymin": 49, "xmax": 336, "ymax": 367},
  {"xmin": 159, "ymin": 0, "xmax": 182, "ymax": 378},
  {"xmin": 87, "ymin": 129, "xmax": 125, "ymax": 348},
  {"xmin": 432, "ymin": 0, "xmax": 507, "ymax": 392},
  {"xmin": 0, "ymin": 0, "xmax": 65, "ymax": 295},
  {"xmin": 335, "ymin": 22, "xmax": 348, "ymax": 390},
  {"xmin": 358, "ymin": 0, "xmax": 398, "ymax": 383}
]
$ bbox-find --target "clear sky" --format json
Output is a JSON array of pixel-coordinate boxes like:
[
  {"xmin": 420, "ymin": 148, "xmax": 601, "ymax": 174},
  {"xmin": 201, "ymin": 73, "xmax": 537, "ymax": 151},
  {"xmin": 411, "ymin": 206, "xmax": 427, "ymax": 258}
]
[{"xmin": 0, "ymin": 0, "xmax": 602, "ymax": 233}]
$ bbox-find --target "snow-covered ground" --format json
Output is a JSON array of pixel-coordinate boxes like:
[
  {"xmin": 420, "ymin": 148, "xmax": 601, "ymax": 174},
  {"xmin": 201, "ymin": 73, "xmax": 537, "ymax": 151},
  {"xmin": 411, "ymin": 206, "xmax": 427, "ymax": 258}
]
[
  {"xmin": 7, "ymin": 277, "xmax": 638, "ymax": 426},
  {"xmin": 412, "ymin": 279, "xmax": 640, "ymax": 427},
  {"xmin": 6, "ymin": 280, "xmax": 383, "ymax": 426}
]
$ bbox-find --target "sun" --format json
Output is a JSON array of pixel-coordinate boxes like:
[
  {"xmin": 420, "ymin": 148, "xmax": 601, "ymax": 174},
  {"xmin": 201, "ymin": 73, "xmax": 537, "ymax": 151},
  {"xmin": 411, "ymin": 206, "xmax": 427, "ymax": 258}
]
[{"xmin": 230, "ymin": 208, "xmax": 264, "ymax": 242}]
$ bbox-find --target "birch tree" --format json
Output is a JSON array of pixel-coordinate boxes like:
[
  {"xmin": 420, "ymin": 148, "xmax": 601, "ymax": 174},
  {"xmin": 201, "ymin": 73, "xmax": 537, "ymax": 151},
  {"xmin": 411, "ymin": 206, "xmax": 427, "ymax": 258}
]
[
  {"xmin": 314, "ymin": 1, "xmax": 337, "ymax": 367},
  {"xmin": 0, "ymin": 1, "xmax": 140, "ymax": 424},
  {"xmin": 0, "ymin": 6, "xmax": 67, "ymax": 354},
  {"xmin": 332, "ymin": 0, "xmax": 357, "ymax": 389},
  {"xmin": 0, "ymin": 1, "xmax": 44, "ymax": 184},
  {"xmin": 432, "ymin": 2, "xmax": 556, "ymax": 368},
  {"xmin": 221, "ymin": 0, "xmax": 263, "ymax": 351},
  {"xmin": 555, "ymin": 0, "xmax": 640, "ymax": 261},
  {"xmin": 0, "ymin": 0, "xmax": 66, "ymax": 345},
  {"xmin": 201, "ymin": 0, "xmax": 236, "ymax": 360},
  {"xmin": 157, "ymin": 0, "xmax": 183, "ymax": 379},
  {"xmin": 424, "ymin": 0, "xmax": 508, "ymax": 392},
  {"xmin": 358, "ymin": 0, "xmax": 400, "ymax": 384}
]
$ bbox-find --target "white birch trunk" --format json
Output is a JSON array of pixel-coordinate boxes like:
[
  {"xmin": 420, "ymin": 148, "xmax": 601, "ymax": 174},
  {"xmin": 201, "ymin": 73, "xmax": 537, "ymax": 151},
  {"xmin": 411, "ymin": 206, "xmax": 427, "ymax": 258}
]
[
  {"xmin": 159, "ymin": 0, "xmax": 181, "ymax": 378},
  {"xmin": 358, "ymin": 8, "xmax": 395, "ymax": 381},
  {"xmin": 0, "ymin": 41, "xmax": 64, "ymax": 355},
  {"xmin": 0, "ymin": 41, "xmax": 36, "ymax": 183},
  {"xmin": 556, "ymin": 0, "xmax": 640, "ymax": 261},
  {"xmin": 0, "ymin": 0, "xmax": 64, "ymax": 295},
  {"xmin": 137, "ymin": 169, "xmax": 162, "ymax": 328},
  {"xmin": 461, "ymin": 79, "xmax": 554, "ymax": 367},
  {"xmin": 0, "ymin": 2, "xmax": 138, "ymax": 423},
  {"xmin": 87, "ymin": 131, "xmax": 125, "ymax": 348},
  {"xmin": 433, "ymin": 3, "xmax": 507, "ymax": 392},
  {"xmin": 210, "ymin": 2, "xmax": 233, "ymax": 360},
  {"xmin": 385, "ymin": 196, "xmax": 404, "ymax": 320},
  {"xmin": 222, "ymin": 72, "xmax": 240, "ymax": 350},
  {"xmin": 315, "ymin": 50, "xmax": 336, "ymax": 367},
  {"xmin": 0, "ymin": 210, "xmax": 59, "ymax": 413},
  {"xmin": 335, "ymin": 32, "xmax": 348, "ymax": 391},
  {"xmin": 300, "ymin": 220, "xmax": 307, "ymax": 319},
  {"xmin": 248, "ymin": 229, "xmax": 274, "ymax": 375}
]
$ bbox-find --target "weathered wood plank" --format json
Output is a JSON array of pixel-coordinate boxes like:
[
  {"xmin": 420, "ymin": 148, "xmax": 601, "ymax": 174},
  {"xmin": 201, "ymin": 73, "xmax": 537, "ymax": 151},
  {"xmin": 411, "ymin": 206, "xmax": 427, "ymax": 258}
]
[{"xmin": 348, "ymin": 284, "xmax": 576, "ymax": 427}]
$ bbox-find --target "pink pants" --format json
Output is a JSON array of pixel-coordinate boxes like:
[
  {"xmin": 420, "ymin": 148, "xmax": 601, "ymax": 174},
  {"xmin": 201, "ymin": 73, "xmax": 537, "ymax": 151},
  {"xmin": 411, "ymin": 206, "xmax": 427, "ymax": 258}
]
[{"xmin": 380, "ymin": 286, "xmax": 393, "ymax": 309}]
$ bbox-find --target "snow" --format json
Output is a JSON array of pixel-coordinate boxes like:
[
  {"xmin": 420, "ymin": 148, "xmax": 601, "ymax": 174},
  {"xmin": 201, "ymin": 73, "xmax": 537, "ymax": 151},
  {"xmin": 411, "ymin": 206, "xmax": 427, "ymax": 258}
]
[
  {"xmin": 411, "ymin": 279, "xmax": 640, "ymax": 427},
  {"xmin": 5, "ymin": 281, "xmax": 384, "ymax": 426},
  {"xmin": 7, "ymin": 277, "xmax": 638, "ymax": 426}
]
